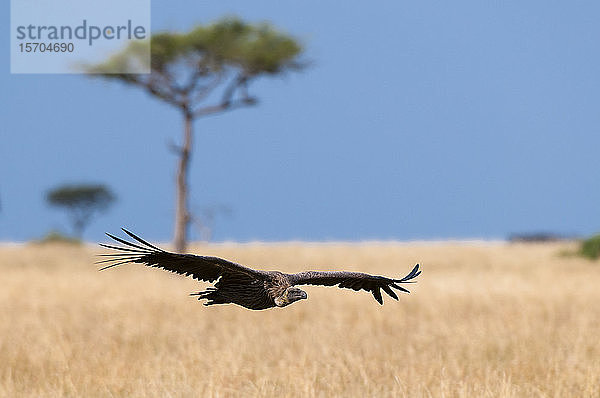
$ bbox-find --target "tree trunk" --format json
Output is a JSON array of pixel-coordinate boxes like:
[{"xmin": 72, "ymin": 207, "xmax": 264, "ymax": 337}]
[
  {"xmin": 174, "ymin": 111, "xmax": 193, "ymax": 253},
  {"xmin": 73, "ymin": 217, "xmax": 85, "ymax": 240}
]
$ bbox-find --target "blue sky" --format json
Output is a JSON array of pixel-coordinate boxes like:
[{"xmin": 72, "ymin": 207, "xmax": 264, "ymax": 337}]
[{"xmin": 2, "ymin": 1, "xmax": 599, "ymax": 242}]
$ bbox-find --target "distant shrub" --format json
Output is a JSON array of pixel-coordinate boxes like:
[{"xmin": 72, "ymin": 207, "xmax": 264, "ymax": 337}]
[
  {"xmin": 508, "ymin": 232, "xmax": 564, "ymax": 243},
  {"xmin": 35, "ymin": 230, "xmax": 81, "ymax": 245},
  {"xmin": 580, "ymin": 234, "xmax": 600, "ymax": 260}
]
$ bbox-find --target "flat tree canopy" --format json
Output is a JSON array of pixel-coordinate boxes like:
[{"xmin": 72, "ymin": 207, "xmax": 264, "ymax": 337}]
[
  {"xmin": 47, "ymin": 184, "xmax": 116, "ymax": 238},
  {"xmin": 87, "ymin": 17, "xmax": 304, "ymax": 116}
]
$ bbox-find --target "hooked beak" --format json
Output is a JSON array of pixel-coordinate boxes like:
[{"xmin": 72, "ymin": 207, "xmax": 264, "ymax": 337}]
[{"xmin": 299, "ymin": 291, "xmax": 307, "ymax": 300}]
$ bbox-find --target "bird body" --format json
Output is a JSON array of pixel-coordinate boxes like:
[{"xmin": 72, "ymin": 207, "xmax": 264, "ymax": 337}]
[
  {"xmin": 192, "ymin": 271, "xmax": 291, "ymax": 310},
  {"xmin": 99, "ymin": 229, "xmax": 421, "ymax": 310}
]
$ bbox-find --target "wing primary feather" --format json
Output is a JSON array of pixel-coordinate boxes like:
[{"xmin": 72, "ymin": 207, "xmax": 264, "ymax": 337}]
[
  {"xmin": 95, "ymin": 257, "xmax": 141, "ymax": 265},
  {"xmin": 98, "ymin": 243, "xmax": 148, "ymax": 253},
  {"xmin": 395, "ymin": 264, "xmax": 421, "ymax": 283},
  {"xmin": 96, "ymin": 253, "xmax": 143, "ymax": 257},
  {"xmin": 104, "ymin": 233, "xmax": 152, "ymax": 252},
  {"xmin": 382, "ymin": 285, "xmax": 398, "ymax": 300},
  {"xmin": 121, "ymin": 228, "xmax": 165, "ymax": 252},
  {"xmin": 390, "ymin": 283, "xmax": 410, "ymax": 293},
  {"xmin": 99, "ymin": 259, "xmax": 134, "ymax": 271},
  {"xmin": 372, "ymin": 287, "xmax": 383, "ymax": 304}
]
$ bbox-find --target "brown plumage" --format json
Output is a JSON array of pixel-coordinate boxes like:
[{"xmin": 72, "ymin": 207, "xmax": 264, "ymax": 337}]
[{"xmin": 98, "ymin": 229, "xmax": 421, "ymax": 310}]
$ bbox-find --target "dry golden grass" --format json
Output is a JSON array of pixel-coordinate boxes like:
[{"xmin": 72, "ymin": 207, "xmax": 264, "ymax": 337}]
[{"xmin": 1, "ymin": 241, "xmax": 599, "ymax": 397}]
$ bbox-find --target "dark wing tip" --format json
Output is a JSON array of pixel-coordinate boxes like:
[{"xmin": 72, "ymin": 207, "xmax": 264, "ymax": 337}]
[
  {"xmin": 104, "ymin": 232, "xmax": 120, "ymax": 241},
  {"xmin": 386, "ymin": 263, "xmax": 421, "ymax": 294},
  {"xmin": 372, "ymin": 287, "xmax": 384, "ymax": 305},
  {"xmin": 102, "ymin": 231, "xmax": 152, "ymax": 252},
  {"xmin": 382, "ymin": 285, "xmax": 399, "ymax": 300},
  {"xmin": 98, "ymin": 261, "xmax": 129, "ymax": 271},
  {"xmin": 98, "ymin": 229, "xmax": 161, "ymax": 271},
  {"xmin": 120, "ymin": 228, "xmax": 164, "ymax": 252},
  {"xmin": 395, "ymin": 263, "xmax": 421, "ymax": 283},
  {"xmin": 390, "ymin": 283, "xmax": 410, "ymax": 293}
]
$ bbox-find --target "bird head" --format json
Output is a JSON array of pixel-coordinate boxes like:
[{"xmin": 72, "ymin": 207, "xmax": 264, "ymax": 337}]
[{"xmin": 274, "ymin": 286, "xmax": 308, "ymax": 307}]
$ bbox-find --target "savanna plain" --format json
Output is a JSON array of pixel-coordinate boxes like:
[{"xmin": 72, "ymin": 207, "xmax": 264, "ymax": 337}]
[{"xmin": 1, "ymin": 240, "xmax": 599, "ymax": 397}]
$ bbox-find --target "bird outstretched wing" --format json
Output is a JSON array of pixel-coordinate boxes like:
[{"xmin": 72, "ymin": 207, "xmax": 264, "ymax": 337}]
[
  {"xmin": 288, "ymin": 263, "xmax": 421, "ymax": 304},
  {"xmin": 97, "ymin": 228, "xmax": 268, "ymax": 282}
]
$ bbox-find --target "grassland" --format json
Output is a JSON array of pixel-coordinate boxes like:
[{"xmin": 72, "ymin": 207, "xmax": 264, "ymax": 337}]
[{"xmin": 1, "ymin": 240, "xmax": 599, "ymax": 397}]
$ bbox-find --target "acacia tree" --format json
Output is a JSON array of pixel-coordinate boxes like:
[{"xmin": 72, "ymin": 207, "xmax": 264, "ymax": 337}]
[
  {"xmin": 46, "ymin": 184, "xmax": 116, "ymax": 238},
  {"xmin": 88, "ymin": 18, "xmax": 304, "ymax": 252}
]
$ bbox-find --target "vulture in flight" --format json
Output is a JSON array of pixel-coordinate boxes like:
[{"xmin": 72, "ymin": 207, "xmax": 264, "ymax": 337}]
[{"xmin": 98, "ymin": 229, "xmax": 421, "ymax": 310}]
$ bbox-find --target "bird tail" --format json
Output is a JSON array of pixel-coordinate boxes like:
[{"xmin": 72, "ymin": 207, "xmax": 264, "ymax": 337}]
[{"xmin": 190, "ymin": 288, "xmax": 228, "ymax": 306}]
